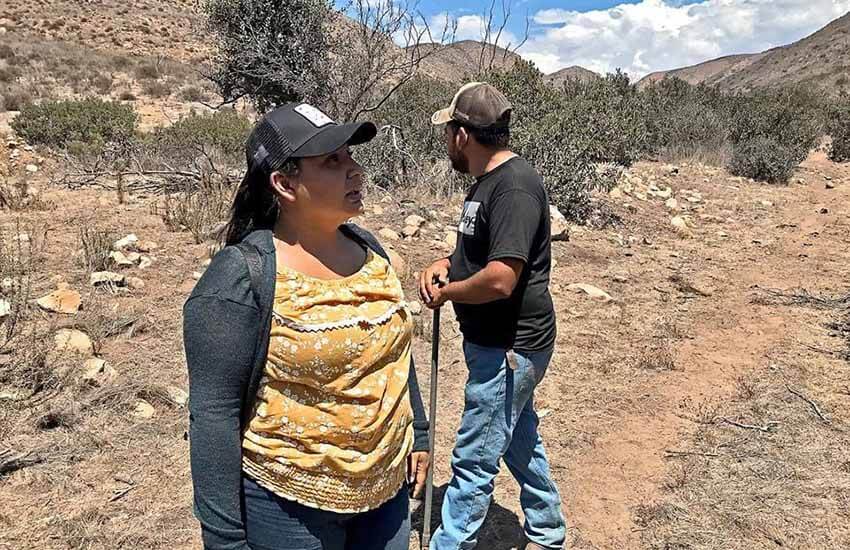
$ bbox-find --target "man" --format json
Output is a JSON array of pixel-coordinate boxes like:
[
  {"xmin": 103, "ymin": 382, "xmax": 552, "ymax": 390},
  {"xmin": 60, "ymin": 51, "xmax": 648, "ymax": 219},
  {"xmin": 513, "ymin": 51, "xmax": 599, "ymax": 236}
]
[{"xmin": 420, "ymin": 82, "xmax": 567, "ymax": 550}]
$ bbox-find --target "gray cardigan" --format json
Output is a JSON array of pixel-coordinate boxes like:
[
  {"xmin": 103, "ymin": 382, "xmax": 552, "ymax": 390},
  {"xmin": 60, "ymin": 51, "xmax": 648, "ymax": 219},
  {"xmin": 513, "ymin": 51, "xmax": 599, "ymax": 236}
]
[{"xmin": 183, "ymin": 226, "xmax": 429, "ymax": 550}]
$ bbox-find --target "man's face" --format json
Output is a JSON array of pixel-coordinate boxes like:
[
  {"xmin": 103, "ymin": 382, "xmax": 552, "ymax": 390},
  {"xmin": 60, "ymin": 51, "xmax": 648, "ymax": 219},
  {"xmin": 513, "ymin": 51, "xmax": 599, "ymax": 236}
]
[{"xmin": 444, "ymin": 124, "xmax": 469, "ymax": 174}]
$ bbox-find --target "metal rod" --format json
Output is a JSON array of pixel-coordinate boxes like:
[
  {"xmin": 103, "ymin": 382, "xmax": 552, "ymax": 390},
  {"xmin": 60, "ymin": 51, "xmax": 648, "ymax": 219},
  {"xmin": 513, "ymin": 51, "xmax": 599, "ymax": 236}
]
[{"xmin": 421, "ymin": 307, "xmax": 441, "ymax": 549}]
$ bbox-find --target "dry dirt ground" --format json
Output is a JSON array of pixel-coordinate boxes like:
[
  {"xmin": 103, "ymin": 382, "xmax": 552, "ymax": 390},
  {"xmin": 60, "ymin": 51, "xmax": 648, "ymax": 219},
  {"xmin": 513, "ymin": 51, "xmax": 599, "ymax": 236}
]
[{"xmin": 0, "ymin": 147, "xmax": 848, "ymax": 550}]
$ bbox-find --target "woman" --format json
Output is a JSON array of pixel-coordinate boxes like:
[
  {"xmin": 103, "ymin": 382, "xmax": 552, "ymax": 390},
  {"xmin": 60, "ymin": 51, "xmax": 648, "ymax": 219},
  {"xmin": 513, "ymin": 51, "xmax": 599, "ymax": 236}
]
[{"xmin": 183, "ymin": 103, "xmax": 430, "ymax": 550}]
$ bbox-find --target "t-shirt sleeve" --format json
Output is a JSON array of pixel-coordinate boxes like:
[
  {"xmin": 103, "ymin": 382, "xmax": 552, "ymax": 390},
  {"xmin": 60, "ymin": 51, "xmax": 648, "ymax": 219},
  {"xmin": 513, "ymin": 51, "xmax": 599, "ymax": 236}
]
[{"xmin": 486, "ymin": 189, "xmax": 543, "ymax": 263}]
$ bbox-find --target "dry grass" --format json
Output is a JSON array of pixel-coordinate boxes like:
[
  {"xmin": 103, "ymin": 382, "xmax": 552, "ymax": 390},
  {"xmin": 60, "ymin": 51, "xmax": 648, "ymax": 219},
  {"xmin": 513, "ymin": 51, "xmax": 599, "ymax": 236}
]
[
  {"xmin": 156, "ymin": 178, "xmax": 233, "ymax": 244},
  {"xmin": 77, "ymin": 226, "xmax": 115, "ymax": 274}
]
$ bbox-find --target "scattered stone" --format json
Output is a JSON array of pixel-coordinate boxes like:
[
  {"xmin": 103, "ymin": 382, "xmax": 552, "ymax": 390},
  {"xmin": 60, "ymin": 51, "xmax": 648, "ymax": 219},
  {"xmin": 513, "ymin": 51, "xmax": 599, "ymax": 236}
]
[
  {"xmin": 0, "ymin": 299, "xmax": 10, "ymax": 317},
  {"xmin": 82, "ymin": 358, "xmax": 117, "ymax": 387},
  {"xmin": 112, "ymin": 234, "xmax": 138, "ymax": 251},
  {"xmin": 133, "ymin": 400, "xmax": 155, "ymax": 419},
  {"xmin": 404, "ymin": 214, "xmax": 426, "ymax": 228},
  {"xmin": 759, "ymin": 200, "xmax": 773, "ymax": 208},
  {"xmin": 167, "ymin": 386, "xmax": 189, "ymax": 408},
  {"xmin": 127, "ymin": 277, "xmax": 145, "ymax": 290},
  {"xmin": 109, "ymin": 250, "xmax": 135, "ymax": 267},
  {"xmin": 125, "ymin": 252, "xmax": 141, "ymax": 263},
  {"xmin": 138, "ymin": 256, "xmax": 153, "ymax": 269},
  {"xmin": 671, "ymin": 216, "xmax": 692, "ymax": 237},
  {"xmin": 386, "ymin": 249, "xmax": 406, "ymax": 277},
  {"xmin": 549, "ymin": 205, "xmax": 570, "ymax": 242},
  {"xmin": 13, "ymin": 233, "xmax": 29, "ymax": 243},
  {"xmin": 90, "ymin": 271, "xmax": 127, "ymax": 287},
  {"xmin": 566, "ymin": 283, "xmax": 614, "ymax": 303},
  {"xmin": 665, "ymin": 198, "xmax": 679, "ymax": 210},
  {"xmin": 648, "ymin": 185, "xmax": 673, "ymax": 199},
  {"xmin": 819, "ymin": 207, "xmax": 829, "ymax": 214},
  {"xmin": 378, "ymin": 228, "xmax": 400, "ymax": 241},
  {"xmin": 633, "ymin": 191, "xmax": 648, "ymax": 201},
  {"xmin": 402, "ymin": 225, "xmax": 420, "ymax": 238},
  {"xmin": 192, "ymin": 271, "xmax": 204, "ymax": 281},
  {"xmin": 408, "ymin": 301, "xmax": 422, "ymax": 316},
  {"xmin": 25, "ymin": 164, "xmax": 38, "ymax": 173},
  {"xmin": 717, "ymin": 231, "xmax": 729, "ymax": 238},
  {"xmin": 136, "ymin": 241, "xmax": 158, "ymax": 253},
  {"xmin": 444, "ymin": 231, "xmax": 458, "ymax": 249},
  {"xmin": 824, "ymin": 175, "xmax": 833, "ymax": 181},
  {"xmin": 665, "ymin": 165, "xmax": 680, "ymax": 176},
  {"xmin": 54, "ymin": 329, "xmax": 93, "ymax": 355},
  {"xmin": 36, "ymin": 289, "xmax": 82, "ymax": 315},
  {"xmin": 826, "ymin": 181, "xmax": 835, "ymax": 190},
  {"xmin": 612, "ymin": 274, "xmax": 629, "ymax": 283},
  {"xmin": 372, "ymin": 205, "xmax": 384, "ymax": 215}
]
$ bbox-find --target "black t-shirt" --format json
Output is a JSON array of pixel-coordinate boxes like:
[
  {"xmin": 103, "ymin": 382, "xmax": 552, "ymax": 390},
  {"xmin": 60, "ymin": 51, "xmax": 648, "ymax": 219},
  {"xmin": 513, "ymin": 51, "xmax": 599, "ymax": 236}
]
[{"xmin": 449, "ymin": 156, "xmax": 556, "ymax": 352}]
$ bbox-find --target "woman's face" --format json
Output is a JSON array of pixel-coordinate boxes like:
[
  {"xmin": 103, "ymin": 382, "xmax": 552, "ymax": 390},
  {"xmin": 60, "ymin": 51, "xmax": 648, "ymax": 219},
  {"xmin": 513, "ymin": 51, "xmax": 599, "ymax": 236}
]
[{"xmin": 282, "ymin": 145, "xmax": 366, "ymax": 222}]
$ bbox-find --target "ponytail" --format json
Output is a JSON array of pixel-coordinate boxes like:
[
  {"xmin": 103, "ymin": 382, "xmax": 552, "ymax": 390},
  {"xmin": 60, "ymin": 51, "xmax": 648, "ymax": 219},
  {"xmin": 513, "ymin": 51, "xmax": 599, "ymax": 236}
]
[{"xmin": 224, "ymin": 159, "xmax": 299, "ymax": 246}]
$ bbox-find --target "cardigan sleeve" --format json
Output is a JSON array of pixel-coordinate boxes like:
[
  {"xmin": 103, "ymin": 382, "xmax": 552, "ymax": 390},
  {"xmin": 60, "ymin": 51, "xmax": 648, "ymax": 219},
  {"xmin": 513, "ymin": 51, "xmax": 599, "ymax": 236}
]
[{"xmin": 183, "ymin": 248, "xmax": 258, "ymax": 550}]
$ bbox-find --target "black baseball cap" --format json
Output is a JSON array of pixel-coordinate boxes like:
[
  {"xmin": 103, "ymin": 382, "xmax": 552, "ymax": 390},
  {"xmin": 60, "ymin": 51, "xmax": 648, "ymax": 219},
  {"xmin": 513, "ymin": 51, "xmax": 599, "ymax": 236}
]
[{"xmin": 246, "ymin": 103, "xmax": 377, "ymax": 174}]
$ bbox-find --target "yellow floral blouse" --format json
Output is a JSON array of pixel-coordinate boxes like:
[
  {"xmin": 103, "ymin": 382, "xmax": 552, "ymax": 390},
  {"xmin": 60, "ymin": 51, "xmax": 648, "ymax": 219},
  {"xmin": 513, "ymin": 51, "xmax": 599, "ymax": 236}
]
[{"xmin": 241, "ymin": 249, "xmax": 415, "ymax": 512}]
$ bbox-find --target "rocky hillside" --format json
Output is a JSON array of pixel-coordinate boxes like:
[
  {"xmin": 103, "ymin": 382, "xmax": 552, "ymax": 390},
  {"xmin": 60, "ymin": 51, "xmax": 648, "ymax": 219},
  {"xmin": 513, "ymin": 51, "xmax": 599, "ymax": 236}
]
[
  {"xmin": 414, "ymin": 40, "xmax": 523, "ymax": 82},
  {"xmin": 639, "ymin": 11, "xmax": 850, "ymax": 94},
  {"xmin": 545, "ymin": 66, "xmax": 601, "ymax": 87}
]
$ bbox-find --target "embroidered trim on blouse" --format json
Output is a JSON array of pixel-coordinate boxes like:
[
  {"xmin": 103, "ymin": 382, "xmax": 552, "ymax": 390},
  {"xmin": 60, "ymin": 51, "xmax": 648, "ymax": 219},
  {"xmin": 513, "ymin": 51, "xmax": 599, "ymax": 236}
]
[{"xmin": 272, "ymin": 302, "xmax": 410, "ymax": 332}]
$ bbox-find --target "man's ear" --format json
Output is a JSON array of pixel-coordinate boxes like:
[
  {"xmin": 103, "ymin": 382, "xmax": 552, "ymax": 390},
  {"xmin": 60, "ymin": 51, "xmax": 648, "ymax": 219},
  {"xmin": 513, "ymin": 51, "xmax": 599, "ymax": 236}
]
[
  {"xmin": 455, "ymin": 126, "xmax": 470, "ymax": 149},
  {"xmin": 269, "ymin": 172, "xmax": 297, "ymax": 205}
]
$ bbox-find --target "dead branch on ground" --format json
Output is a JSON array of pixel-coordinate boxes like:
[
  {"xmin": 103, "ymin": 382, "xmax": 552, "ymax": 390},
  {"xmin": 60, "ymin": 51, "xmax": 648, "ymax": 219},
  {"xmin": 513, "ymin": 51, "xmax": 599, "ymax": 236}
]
[{"xmin": 785, "ymin": 384, "xmax": 831, "ymax": 423}]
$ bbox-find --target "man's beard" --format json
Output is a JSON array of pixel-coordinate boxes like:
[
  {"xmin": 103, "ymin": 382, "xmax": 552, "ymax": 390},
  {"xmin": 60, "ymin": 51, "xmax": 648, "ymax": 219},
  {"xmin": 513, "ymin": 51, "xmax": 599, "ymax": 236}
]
[{"xmin": 449, "ymin": 148, "xmax": 469, "ymax": 174}]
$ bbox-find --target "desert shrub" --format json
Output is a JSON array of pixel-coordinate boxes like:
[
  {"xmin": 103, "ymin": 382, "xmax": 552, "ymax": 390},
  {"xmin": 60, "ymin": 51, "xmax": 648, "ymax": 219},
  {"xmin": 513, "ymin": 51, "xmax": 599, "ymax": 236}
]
[
  {"xmin": 178, "ymin": 85, "xmax": 209, "ymax": 103},
  {"xmin": 11, "ymin": 98, "xmax": 136, "ymax": 149},
  {"xmin": 0, "ymin": 222, "xmax": 36, "ymax": 353},
  {"xmin": 158, "ymin": 178, "xmax": 233, "ymax": 243},
  {"xmin": 727, "ymin": 137, "xmax": 799, "ymax": 184},
  {"xmin": 118, "ymin": 90, "xmax": 136, "ymax": 101},
  {"xmin": 1, "ymin": 86, "xmax": 29, "ymax": 112},
  {"xmin": 142, "ymin": 109, "xmax": 251, "ymax": 179},
  {"xmin": 142, "ymin": 79, "xmax": 170, "ymax": 98},
  {"xmin": 135, "ymin": 62, "xmax": 160, "ymax": 80},
  {"xmin": 77, "ymin": 226, "xmax": 114, "ymax": 274},
  {"xmin": 827, "ymin": 98, "xmax": 850, "ymax": 162},
  {"xmin": 726, "ymin": 87, "xmax": 824, "ymax": 160},
  {"xmin": 355, "ymin": 74, "xmax": 459, "ymax": 192},
  {"xmin": 92, "ymin": 73, "xmax": 113, "ymax": 94}
]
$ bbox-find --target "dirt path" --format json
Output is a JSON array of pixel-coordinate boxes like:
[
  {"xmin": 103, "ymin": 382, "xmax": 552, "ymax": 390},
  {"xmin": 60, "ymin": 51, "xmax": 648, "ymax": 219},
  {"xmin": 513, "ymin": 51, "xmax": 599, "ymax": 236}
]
[{"xmin": 560, "ymin": 153, "xmax": 850, "ymax": 548}]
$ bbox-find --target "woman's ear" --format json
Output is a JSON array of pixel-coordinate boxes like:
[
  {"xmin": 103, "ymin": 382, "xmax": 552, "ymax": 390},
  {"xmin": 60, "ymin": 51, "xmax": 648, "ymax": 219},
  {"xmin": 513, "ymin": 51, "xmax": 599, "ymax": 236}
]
[{"xmin": 269, "ymin": 172, "xmax": 297, "ymax": 205}]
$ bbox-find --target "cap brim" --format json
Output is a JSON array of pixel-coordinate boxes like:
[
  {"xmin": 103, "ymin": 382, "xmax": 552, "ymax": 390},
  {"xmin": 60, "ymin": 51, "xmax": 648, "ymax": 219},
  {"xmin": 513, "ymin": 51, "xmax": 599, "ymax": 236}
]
[
  {"xmin": 292, "ymin": 122, "xmax": 377, "ymax": 158},
  {"xmin": 431, "ymin": 108, "xmax": 453, "ymax": 126}
]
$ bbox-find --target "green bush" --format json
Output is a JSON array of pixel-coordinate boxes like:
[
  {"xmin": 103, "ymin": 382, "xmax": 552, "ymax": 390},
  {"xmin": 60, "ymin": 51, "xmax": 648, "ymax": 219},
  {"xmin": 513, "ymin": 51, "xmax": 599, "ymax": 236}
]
[
  {"xmin": 11, "ymin": 98, "xmax": 136, "ymax": 148},
  {"xmin": 140, "ymin": 109, "xmax": 251, "ymax": 181},
  {"xmin": 827, "ymin": 98, "xmax": 850, "ymax": 162},
  {"xmin": 728, "ymin": 137, "xmax": 799, "ymax": 184}
]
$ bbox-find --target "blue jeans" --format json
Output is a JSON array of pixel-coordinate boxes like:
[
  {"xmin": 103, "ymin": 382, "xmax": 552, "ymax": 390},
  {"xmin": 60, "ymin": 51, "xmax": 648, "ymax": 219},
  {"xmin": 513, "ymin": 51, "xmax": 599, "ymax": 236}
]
[
  {"xmin": 242, "ymin": 475, "xmax": 410, "ymax": 550},
  {"xmin": 430, "ymin": 342, "xmax": 566, "ymax": 550}
]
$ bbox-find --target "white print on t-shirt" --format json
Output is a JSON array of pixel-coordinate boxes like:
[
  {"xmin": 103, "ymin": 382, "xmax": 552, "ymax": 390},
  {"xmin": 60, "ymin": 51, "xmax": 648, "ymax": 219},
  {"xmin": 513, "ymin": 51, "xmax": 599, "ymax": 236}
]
[
  {"xmin": 294, "ymin": 104, "xmax": 335, "ymax": 127},
  {"xmin": 458, "ymin": 201, "xmax": 481, "ymax": 236}
]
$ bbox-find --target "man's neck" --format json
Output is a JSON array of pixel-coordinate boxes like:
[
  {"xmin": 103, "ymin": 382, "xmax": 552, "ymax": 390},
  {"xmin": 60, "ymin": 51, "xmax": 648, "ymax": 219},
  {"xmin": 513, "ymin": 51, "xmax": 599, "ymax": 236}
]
[{"xmin": 469, "ymin": 149, "xmax": 517, "ymax": 178}]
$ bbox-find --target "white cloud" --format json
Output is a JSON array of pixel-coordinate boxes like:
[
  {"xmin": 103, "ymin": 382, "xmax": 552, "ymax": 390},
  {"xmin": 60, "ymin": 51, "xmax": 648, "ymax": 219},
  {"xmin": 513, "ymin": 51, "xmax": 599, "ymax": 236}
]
[{"xmin": 517, "ymin": 0, "xmax": 850, "ymax": 78}]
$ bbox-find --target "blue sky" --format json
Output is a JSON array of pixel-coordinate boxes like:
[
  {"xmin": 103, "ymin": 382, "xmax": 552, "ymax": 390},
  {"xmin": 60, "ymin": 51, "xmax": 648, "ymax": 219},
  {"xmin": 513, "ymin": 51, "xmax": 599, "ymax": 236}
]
[{"xmin": 342, "ymin": 0, "xmax": 850, "ymax": 78}]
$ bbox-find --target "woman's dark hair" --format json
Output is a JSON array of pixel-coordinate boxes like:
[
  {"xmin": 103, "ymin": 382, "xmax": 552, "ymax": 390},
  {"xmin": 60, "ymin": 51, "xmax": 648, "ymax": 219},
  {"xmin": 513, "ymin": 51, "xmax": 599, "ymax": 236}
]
[
  {"xmin": 224, "ymin": 158, "xmax": 299, "ymax": 245},
  {"xmin": 448, "ymin": 113, "xmax": 511, "ymax": 149}
]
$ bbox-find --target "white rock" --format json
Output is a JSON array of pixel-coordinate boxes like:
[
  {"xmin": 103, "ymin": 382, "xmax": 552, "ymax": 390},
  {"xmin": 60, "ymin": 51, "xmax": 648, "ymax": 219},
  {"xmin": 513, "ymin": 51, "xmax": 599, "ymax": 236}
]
[
  {"xmin": 408, "ymin": 301, "xmax": 422, "ymax": 316},
  {"xmin": 387, "ymin": 249, "xmax": 406, "ymax": 277},
  {"xmin": 566, "ymin": 283, "xmax": 614, "ymax": 303},
  {"xmin": 665, "ymin": 198, "xmax": 679, "ymax": 210},
  {"xmin": 402, "ymin": 225, "xmax": 420, "ymax": 238},
  {"xmin": 133, "ymin": 400, "xmax": 155, "ymax": 419},
  {"xmin": 127, "ymin": 277, "xmax": 145, "ymax": 290},
  {"xmin": 136, "ymin": 241, "xmax": 158, "ymax": 253},
  {"xmin": 36, "ymin": 289, "xmax": 82, "ymax": 314},
  {"xmin": 671, "ymin": 216, "xmax": 692, "ymax": 237},
  {"xmin": 25, "ymin": 164, "xmax": 38, "ymax": 173},
  {"xmin": 13, "ymin": 233, "xmax": 29, "ymax": 243},
  {"xmin": 54, "ymin": 329, "xmax": 94, "ymax": 355},
  {"xmin": 372, "ymin": 205, "xmax": 384, "ymax": 215},
  {"xmin": 112, "ymin": 234, "xmax": 138, "ymax": 251},
  {"xmin": 109, "ymin": 250, "xmax": 135, "ymax": 267},
  {"xmin": 91, "ymin": 271, "xmax": 127, "ymax": 287},
  {"xmin": 192, "ymin": 271, "xmax": 204, "ymax": 280},
  {"xmin": 138, "ymin": 256, "xmax": 153, "ymax": 269},
  {"xmin": 609, "ymin": 187, "xmax": 623, "ymax": 199},
  {"xmin": 404, "ymin": 215, "xmax": 426, "ymax": 228},
  {"xmin": 378, "ymin": 228, "xmax": 400, "ymax": 241},
  {"xmin": 82, "ymin": 358, "xmax": 117, "ymax": 386},
  {"xmin": 125, "ymin": 252, "xmax": 141, "ymax": 263},
  {"xmin": 0, "ymin": 299, "xmax": 10, "ymax": 317},
  {"xmin": 167, "ymin": 386, "xmax": 189, "ymax": 407},
  {"xmin": 445, "ymin": 231, "xmax": 458, "ymax": 249},
  {"xmin": 759, "ymin": 200, "xmax": 773, "ymax": 208},
  {"xmin": 549, "ymin": 205, "xmax": 570, "ymax": 242}
]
